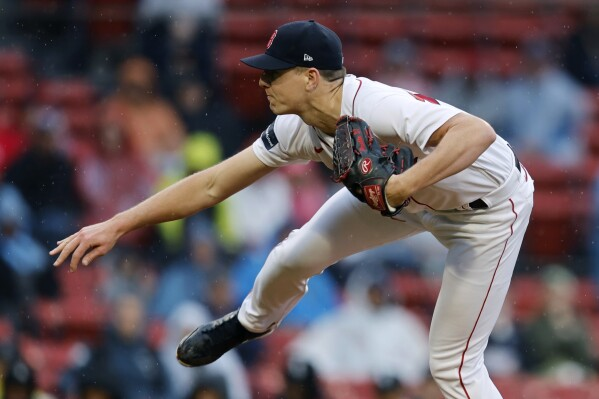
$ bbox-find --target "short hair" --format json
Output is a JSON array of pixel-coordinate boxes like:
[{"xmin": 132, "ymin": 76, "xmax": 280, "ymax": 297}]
[
  {"xmin": 295, "ymin": 66, "xmax": 346, "ymax": 82},
  {"xmin": 319, "ymin": 66, "xmax": 347, "ymax": 82}
]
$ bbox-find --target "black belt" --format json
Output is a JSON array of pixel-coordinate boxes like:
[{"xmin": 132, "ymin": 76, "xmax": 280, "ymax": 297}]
[{"xmin": 468, "ymin": 145, "xmax": 521, "ymax": 210}]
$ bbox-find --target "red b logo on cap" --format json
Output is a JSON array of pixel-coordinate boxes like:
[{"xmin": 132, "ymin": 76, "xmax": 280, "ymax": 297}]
[{"xmin": 266, "ymin": 30, "xmax": 277, "ymax": 49}]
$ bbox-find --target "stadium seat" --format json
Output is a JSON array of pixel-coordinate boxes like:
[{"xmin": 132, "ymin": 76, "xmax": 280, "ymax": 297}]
[
  {"xmin": 36, "ymin": 268, "xmax": 109, "ymax": 341},
  {"xmin": 343, "ymin": 44, "xmax": 385, "ymax": 76},
  {"xmin": 219, "ymin": 11, "xmax": 286, "ymax": 43},
  {"xmin": 389, "ymin": 272, "xmax": 440, "ymax": 313},
  {"xmin": 87, "ymin": 0, "xmax": 137, "ymax": 44},
  {"xmin": 509, "ymin": 275, "xmax": 544, "ymax": 322},
  {"xmin": 522, "ymin": 379, "xmax": 599, "ymax": 399},
  {"xmin": 585, "ymin": 314, "xmax": 599, "ymax": 358},
  {"xmin": 406, "ymin": 12, "xmax": 477, "ymax": 43},
  {"xmin": 418, "ymin": 45, "xmax": 476, "ymax": 77},
  {"xmin": 36, "ymin": 78, "xmax": 97, "ymax": 108},
  {"xmin": 284, "ymin": 10, "xmax": 340, "ymax": 31},
  {"xmin": 19, "ymin": 336, "xmax": 79, "ymax": 392},
  {"xmin": 286, "ymin": 0, "xmax": 341, "ymax": 8},
  {"xmin": 0, "ymin": 317, "xmax": 14, "ymax": 344},
  {"xmin": 524, "ymin": 189, "xmax": 590, "ymax": 261},
  {"xmin": 0, "ymin": 75, "xmax": 35, "ymax": 105},
  {"xmin": 215, "ymin": 42, "xmax": 273, "ymax": 121},
  {"xmin": 335, "ymin": 12, "xmax": 407, "ymax": 45},
  {"xmin": 576, "ymin": 278, "xmax": 598, "ymax": 315},
  {"xmin": 224, "ymin": 0, "xmax": 278, "ymax": 9},
  {"xmin": 0, "ymin": 49, "xmax": 31, "ymax": 76},
  {"xmin": 248, "ymin": 326, "xmax": 302, "ymax": 397},
  {"xmin": 476, "ymin": 46, "xmax": 522, "ymax": 77},
  {"xmin": 321, "ymin": 379, "xmax": 376, "ymax": 399}
]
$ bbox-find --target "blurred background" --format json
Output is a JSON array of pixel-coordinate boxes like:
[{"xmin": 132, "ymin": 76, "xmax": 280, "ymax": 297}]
[{"xmin": 1, "ymin": 0, "xmax": 599, "ymax": 398}]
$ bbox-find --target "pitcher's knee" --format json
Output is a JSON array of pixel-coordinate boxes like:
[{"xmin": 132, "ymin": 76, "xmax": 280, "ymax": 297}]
[
  {"xmin": 271, "ymin": 232, "xmax": 330, "ymax": 277},
  {"xmin": 429, "ymin": 353, "xmax": 463, "ymax": 393}
]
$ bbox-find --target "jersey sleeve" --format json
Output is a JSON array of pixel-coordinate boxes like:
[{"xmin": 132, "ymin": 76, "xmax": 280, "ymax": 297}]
[
  {"xmin": 358, "ymin": 88, "xmax": 463, "ymax": 151},
  {"xmin": 252, "ymin": 115, "xmax": 313, "ymax": 167}
]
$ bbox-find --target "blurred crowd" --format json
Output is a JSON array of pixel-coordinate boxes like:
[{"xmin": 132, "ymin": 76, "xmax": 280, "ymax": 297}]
[{"xmin": 1, "ymin": 0, "xmax": 599, "ymax": 399}]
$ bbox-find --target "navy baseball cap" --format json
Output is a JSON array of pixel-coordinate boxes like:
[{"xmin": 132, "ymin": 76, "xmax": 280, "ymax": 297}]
[{"xmin": 241, "ymin": 20, "xmax": 343, "ymax": 71}]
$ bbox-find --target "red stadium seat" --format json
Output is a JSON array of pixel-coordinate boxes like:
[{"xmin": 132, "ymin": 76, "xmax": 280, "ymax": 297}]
[
  {"xmin": 335, "ymin": 12, "xmax": 407, "ymax": 45},
  {"xmin": 224, "ymin": 0, "xmax": 277, "ymax": 9},
  {"xmin": 87, "ymin": 0, "xmax": 137, "ymax": 44},
  {"xmin": 0, "ymin": 49, "xmax": 31, "ymax": 77},
  {"xmin": 0, "ymin": 76, "xmax": 35, "ymax": 104},
  {"xmin": 407, "ymin": 12, "xmax": 477, "ymax": 43},
  {"xmin": 418, "ymin": 45, "xmax": 477, "ymax": 77},
  {"xmin": 522, "ymin": 379, "xmax": 599, "ymax": 399},
  {"xmin": 585, "ymin": 314, "xmax": 599, "ymax": 358},
  {"xmin": 0, "ymin": 317, "xmax": 14, "ymax": 344},
  {"xmin": 343, "ymin": 44, "xmax": 385, "ymax": 76},
  {"xmin": 321, "ymin": 379, "xmax": 376, "ymax": 399},
  {"xmin": 286, "ymin": 0, "xmax": 341, "ymax": 7},
  {"xmin": 19, "ymin": 336, "xmax": 80, "ymax": 392},
  {"xmin": 219, "ymin": 11, "xmax": 286, "ymax": 43},
  {"xmin": 215, "ymin": 43, "xmax": 272, "ymax": 121},
  {"xmin": 509, "ymin": 275, "xmax": 545, "ymax": 322},
  {"xmin": 36, "ymin": 78, "xmax": 97, "ymax": 108},
  {"xmin": 284, "ymin": 11, "xmax": 340, "ymax": 31}
]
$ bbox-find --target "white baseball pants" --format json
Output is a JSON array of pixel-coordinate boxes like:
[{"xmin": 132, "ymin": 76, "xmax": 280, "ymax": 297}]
[{"xmin": 239, "ymin": 167, "xmax": 534, "ymax": 399}]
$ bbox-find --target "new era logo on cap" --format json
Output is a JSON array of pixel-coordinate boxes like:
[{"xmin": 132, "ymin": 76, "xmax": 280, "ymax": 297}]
[{"xmin": 241, "ymin": 20, "xmax": 343, "ymax": 71}]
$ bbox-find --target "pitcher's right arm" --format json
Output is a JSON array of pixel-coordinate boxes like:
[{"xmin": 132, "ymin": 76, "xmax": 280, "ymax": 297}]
[{"xmin": 50, "ymin": 146, "xmax": 275, "ymax": 271}]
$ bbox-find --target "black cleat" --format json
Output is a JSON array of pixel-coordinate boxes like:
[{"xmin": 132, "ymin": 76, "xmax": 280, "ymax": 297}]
[{"xmin": 176, "ymin": 310, "xmax": 268, "ymax": 367}]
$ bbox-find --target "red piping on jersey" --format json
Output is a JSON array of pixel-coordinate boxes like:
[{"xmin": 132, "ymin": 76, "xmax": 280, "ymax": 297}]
[
  {"xmin": 409, "ymin": 196, "xmax": 437, "ymax": 211},
  {"xmin": 458, "ymin": 198, "xmax": 518, "ymax": 398},
  {"xmin": 351, "ymin": 79, "xmax": 363, "ymax": 116}
]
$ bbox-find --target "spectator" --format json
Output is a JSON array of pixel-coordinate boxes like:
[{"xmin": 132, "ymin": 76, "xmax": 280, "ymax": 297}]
[
  {"xmin": 76, "ymin": 361, "xmax": 122, "ymax": 399},
  {"xmin": 76, "ymin": 111, "xmax": 156, "ymax": 248},
  {"xmin": 159, "ymin": 301, "xmax": 251, "ymax": 399},
  {"xmin": 281, "ymin": 163, "xmax": 333, "ymax": 228},
  {"xmin": 230, "ymin": 224, "xmax": 340, "ymax": 328},
  {"xmin": 519, "ymin": 264, "xmax": 596, "ymax": 383},
  {"xmin": 0, "ymin": 104, "xmax": 29, "ymax": 173},
  {"xmin": 149, "ymin": 219, "xmax": 225, "ymax": 318},
  {"xmin": 100, "ymin": 56, "xmax": 186, "ymax": 181},
  {"xmin": 502, "ymin": 38, "xmax": 590, "ymax": 165},
  {"xmin": 4, "ymin": 106, "xmax": 83, "ymax": 247},
  {"xmin": 101, "ymin": 247, "xmax": 158, "ymax": 304},
  {"xmin": 485, "ymin": 297, "xmax": 523, "ymax": 377},
  {"xmin": 280, "ymin": 359, "xmax": 323, "ymax": 399},
  {"xmin": 374, "ymin": 375, "xmax": 405, "ymax": 399},
  {"xmin": 221, "ymin": 169, "xmax": 293, "ymax": 251},
  {"xmin": 186, "ymin": 376, "xmax": 228, "ymax": 399},
  {"xmin": 1, "ymin": 358, "xmax": 55, "ymax": 399},
  {"xmin": 374, "ymin": 38, "xmax": 434, "ymax": 95},
  {"xmin": 413, "ymin": 375, "xmax": 443, "ymax": 399},
  {"xmin": 136, "ymin": 0, "xmax": 223, "ymax": 89},
  {"xmin": 433, "ymin": 68, "xmax": 509, "ymax": 138},
  {"xmin": 173, "ymin": 78, "xmax": 247, "ymax": 158},
  {"xmin": 561, "ymin": 6, "xmax": 599, "ymax": 86},
  {"xmin": 0, "ymin": 183, "xmax": 48, "ymax": 320},
  {"xmin": 85, "ymin": 293, "xmax": 168, "ymax": 399},
  {"xmin": 590, "ymin": 175, "xmax": 599, "ymax": 289},
  {"xmin": 288, "ymin": 265, "xmax": 429, "ymax": 389}
]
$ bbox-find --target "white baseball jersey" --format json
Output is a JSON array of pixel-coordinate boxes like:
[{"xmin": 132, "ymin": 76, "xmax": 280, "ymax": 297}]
[
  {"xmin": 242, "ymin": 73, "xmax": 534, "ymax": 399},
  {"xmin": 253, "ymin": 74, "xmax": 519, "ymax": 211}
]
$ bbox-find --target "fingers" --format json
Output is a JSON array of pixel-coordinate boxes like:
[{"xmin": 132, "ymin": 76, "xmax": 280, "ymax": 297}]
[
  {"xmin": 52, "ymin": 236, "xmax": 80, "ymax": 267},
  {"xmin": 69, "ymin": 241, "xmax": 93, "ymax": 272},
  {"xmin": 82, "ymin": 247, "xmax": 105, "ymax": 267}
]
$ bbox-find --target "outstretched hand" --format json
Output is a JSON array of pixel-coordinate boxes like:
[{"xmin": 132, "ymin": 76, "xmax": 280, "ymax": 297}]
[{"xmin": 49, "ymin": 219, "xmax": 123, "ymax": 272}]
